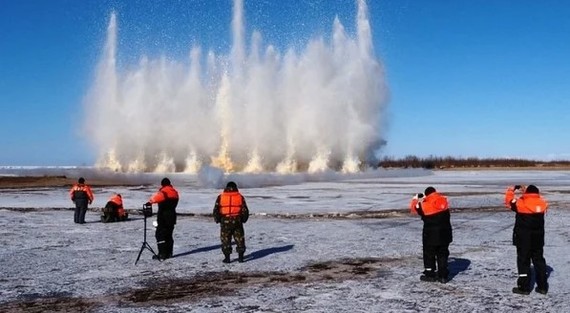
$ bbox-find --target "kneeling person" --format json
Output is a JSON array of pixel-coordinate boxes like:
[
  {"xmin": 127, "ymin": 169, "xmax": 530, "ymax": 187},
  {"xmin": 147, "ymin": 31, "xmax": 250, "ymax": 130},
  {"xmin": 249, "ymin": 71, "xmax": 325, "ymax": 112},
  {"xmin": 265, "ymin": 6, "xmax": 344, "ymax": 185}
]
[{"xmin": 101, "ymin": 193, "xmax": 128, "ymax": 223}]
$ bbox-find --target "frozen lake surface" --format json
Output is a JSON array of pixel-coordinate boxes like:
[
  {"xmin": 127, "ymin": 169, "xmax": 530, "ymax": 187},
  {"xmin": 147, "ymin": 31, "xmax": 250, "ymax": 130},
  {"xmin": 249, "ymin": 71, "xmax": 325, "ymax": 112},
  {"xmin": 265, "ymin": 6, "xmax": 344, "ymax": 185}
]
[{"xmin": 1, "ymin": 169, "xmax": 569, "ymax": 312}]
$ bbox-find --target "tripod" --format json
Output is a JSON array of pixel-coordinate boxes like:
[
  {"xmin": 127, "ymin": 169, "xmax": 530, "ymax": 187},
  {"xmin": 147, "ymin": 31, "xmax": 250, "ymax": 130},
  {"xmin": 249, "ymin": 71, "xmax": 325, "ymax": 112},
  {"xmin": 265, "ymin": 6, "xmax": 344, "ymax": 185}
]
[{"xmin": 135, "ymin": 204, "xmax": 159, "ymax": 265}]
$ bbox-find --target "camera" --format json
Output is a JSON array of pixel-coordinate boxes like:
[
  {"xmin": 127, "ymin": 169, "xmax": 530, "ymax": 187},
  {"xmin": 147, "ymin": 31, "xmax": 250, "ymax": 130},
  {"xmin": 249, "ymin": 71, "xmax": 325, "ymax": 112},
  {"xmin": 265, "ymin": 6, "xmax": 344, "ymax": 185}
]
[{"xmin": 140, "ymin": 203, "xmax": 153, "ymax": 217}]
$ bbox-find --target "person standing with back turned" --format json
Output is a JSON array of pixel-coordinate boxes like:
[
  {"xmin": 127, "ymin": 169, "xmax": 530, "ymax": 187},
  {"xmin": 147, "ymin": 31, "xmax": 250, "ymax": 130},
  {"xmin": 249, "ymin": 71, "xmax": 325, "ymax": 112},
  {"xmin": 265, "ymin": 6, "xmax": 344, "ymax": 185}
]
[
  {"xmin": 213, "ymin": 181, "xmax": 249, "ymax": 263},
  {"xmin": 69, "ymin": 177, "xmax": 94, "ymax": 224},
  {"xmin": 409, "ymin": 186, "xmax": 452, "ymax": 283},
  {"xmin": 145, "ymin": 177, "xmax": 179, "ymax": 261},
  {"xmin": 505, "ymin": 184, "xmax": 549, "ymax": 295}
]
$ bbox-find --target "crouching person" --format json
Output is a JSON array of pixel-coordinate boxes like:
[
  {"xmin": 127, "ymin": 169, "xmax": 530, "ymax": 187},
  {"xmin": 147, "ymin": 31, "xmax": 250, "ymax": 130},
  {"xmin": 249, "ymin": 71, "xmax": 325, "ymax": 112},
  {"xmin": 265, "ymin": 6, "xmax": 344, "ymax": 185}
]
[
  {"xmin": 213, "ymin": 181, "xmax": 249, "ymax": 263},
  {"xmin": 410, "ymin": 186, "xmax": 453, "ymax": 283},
  {"xmin": 101, "ymin": 193, "xmax": 128, "ymax": 223}
]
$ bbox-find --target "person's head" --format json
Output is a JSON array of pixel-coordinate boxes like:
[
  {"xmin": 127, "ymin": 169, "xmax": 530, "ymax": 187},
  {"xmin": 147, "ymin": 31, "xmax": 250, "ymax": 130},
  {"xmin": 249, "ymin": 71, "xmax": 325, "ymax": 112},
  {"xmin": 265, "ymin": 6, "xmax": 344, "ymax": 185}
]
[
  {"xmin": 78, "ymin": 177, "xmax": 85, "ymax": 184},
  {"xmin": 225, "ymin": 181, "xmax": 238, "ymax": 192},
  {"xmin": 116, "ymin": 193, "xmax": 122, "ymax": 198},
  {"xmin": 525, "ymin": 184, "xmax": 539, "ymax": 194},
  {"xmin": 424, "ymin": 186, "xmax": 436, "ymax": 196},
  {"xmin": 161, "ymin": 177, "xmax": 171, "ymax": 187}
]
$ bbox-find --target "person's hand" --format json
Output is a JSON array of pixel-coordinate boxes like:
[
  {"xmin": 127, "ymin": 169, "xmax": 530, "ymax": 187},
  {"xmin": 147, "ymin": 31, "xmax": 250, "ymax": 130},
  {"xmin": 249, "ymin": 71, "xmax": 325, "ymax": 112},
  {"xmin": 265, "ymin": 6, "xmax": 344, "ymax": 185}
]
[
  {"xmin": 145, "ymin": 202, "xmax": 152, "ymax": 207},
  {"xmin": 413, "ymin": 193, "xmax": 424, "ymax": 200},
  {"xmin": 514, "ymin": 185, "xmax": 522, "ymax": 190}
]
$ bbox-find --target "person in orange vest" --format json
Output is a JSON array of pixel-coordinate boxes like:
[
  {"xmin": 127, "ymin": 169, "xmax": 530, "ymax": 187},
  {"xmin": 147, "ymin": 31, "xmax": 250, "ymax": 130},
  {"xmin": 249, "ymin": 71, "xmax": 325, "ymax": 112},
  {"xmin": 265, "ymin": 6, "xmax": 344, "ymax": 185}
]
[
  {"xmin": 69, "ymin": 177, "xmax": 94, "ymax": 224},
  {"xmin": 504, "ymin": 184, "xmax": 549, "ymax": 295},
  {"xmin": 409, "ymin": 186, "xmax": 452, "ymax": 283},
  {"xmin": 102, "ymin": 193, "xmax": 128, "ymax": 222},
  {"xmin": 213, "ymin": 181, "xmax": 250, "ymax": 263},
  {"xmin": 145, "ymin": 177, "xmax": 179, "ymax": 260}
]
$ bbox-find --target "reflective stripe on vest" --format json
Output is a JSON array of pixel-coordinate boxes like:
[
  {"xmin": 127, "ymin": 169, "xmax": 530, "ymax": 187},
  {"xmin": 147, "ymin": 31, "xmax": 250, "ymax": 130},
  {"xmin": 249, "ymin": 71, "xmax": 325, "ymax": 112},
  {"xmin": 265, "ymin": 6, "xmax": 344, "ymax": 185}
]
[{"xmin": 220, "ymin": 192, "xmax": 243, "ymax": 217}]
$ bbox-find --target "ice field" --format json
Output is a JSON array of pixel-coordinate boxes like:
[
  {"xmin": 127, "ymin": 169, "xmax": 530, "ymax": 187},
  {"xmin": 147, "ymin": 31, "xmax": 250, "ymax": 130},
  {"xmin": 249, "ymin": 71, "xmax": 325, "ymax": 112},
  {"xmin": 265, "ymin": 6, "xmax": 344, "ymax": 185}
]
[{"xmin": 1, "ymin": 168, "xmax": 569, "ymax": 312}]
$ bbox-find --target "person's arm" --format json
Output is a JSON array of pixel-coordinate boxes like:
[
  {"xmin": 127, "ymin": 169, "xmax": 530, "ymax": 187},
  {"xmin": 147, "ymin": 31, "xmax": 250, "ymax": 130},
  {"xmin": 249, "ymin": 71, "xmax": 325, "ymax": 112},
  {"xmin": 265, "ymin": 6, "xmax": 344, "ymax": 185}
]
[
  {"xmin": 86, "ymin": 186, "xmax": 94, "ymax": 204},
  {"xmin": 504, "ymin": 186, "xmax": 521, "ymax": 212},
  {"xmin": 213, "ymin": 195, "xmax": 221, "ymax": 223},
  {"xmin": 240, "ymin": 196, "xmax": 249, "ymax": 223},
  {"xmin": 69, "ymin": 186, "xmax": 75, "ymax": 201},
  {"xmin": 149, "ymin": 190, "xmax": 166, "ymax": 204}
]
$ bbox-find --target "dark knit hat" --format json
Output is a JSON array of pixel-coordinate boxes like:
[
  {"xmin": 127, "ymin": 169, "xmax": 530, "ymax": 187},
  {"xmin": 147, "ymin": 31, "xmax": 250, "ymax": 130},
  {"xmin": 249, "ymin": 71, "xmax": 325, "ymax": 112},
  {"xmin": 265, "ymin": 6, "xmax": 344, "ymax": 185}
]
[
  {"xmin": 161, "ymin": 177, "xmax": 171, "ymax": 186},
  {"xmin": 424, "ymin": 186, "xmax": 436, "ymax": 196},
  {"xmin": 225, "ymin": 181, "xmax": 238, "ymax": 191},
  {"xmin": 78, "ymin": 177, "xmax": 85, "ymax": 184},
  {"xmin": 525, "ymin": 185, "xmax": 539, "ymax": 194}
]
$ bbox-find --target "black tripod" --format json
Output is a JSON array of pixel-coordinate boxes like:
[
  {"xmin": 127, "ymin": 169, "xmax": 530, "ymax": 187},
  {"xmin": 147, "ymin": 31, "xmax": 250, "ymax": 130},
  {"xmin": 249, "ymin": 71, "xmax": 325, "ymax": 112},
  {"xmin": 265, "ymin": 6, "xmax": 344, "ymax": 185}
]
[{"xmin": 135, "ymin": 204, "xmax": 159, "ymax": 265}]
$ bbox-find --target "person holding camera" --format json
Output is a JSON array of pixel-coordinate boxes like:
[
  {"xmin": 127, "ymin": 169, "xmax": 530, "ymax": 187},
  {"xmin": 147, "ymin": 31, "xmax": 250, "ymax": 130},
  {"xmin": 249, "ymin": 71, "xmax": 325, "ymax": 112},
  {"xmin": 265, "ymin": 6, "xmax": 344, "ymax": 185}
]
[
  {"xmin": 145, "ymin": 177, "xmax": 179, "ymax": 260},
  {"xmin": 69, "ymin": 177, "xmax": 94, "ymax": 224},
  {"xmin": 409, "ymin": 186, "xmax": 452, "ymax": 283},
  {"xmin": 213, "ymin": 181, "xmax": 249, "ymax": 263},
  {"xmin": 505, "ymin": 184, "xmax": 549, "ymax": 295}
]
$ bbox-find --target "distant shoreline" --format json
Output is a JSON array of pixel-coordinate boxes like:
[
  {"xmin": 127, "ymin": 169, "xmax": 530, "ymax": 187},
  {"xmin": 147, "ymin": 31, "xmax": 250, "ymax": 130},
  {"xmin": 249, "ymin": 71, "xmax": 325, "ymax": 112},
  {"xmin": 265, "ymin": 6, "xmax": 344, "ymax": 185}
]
[
  {"xmin": 0, "ymin": 176, "xmax": 139, "ymax": 189},
  {"xmin": 2, "ymin": 166, "xmax": 570, "ymax": 189}
]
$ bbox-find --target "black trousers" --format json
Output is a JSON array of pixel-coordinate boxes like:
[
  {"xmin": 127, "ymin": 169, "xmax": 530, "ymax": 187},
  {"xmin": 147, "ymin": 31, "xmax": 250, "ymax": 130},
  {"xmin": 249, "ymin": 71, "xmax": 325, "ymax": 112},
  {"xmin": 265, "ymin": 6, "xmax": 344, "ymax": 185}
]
[
  {"xmin": 423, "ymin": 244, "xmax": 449, "ymax": 279},
  {"xmin": 74, "ymin": 201, "xmax": 88, "ymax": 224},
  {"xmin": 516, "ymin": 244, "xmax": 547, "ymax": 290},
  {"xmin": 155, "ymin": 224, "xmax": 174, "ymax": 257}
]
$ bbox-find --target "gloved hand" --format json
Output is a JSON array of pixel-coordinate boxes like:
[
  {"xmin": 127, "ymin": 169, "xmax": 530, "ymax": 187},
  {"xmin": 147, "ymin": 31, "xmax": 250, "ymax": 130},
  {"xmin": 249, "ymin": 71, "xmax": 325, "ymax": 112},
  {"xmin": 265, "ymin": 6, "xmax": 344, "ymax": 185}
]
[
  {"xmin": 145, "ymin": 202, "xmax": 152, "ymax": 206},
  {"xmin": 412, "ymin": 193, "xmax": 424, "ymax": 200},
  {"xmin": 514, "ymin": 185, "xmax": 521, "ymax": 190}
]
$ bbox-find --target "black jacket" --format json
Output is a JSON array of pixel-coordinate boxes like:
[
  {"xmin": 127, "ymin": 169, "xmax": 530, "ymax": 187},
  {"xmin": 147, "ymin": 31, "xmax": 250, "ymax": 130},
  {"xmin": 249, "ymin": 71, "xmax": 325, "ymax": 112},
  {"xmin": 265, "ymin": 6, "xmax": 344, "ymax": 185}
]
[{"xmin": 420, "ymin": 209, "xmax": 452, "ymax": 246}]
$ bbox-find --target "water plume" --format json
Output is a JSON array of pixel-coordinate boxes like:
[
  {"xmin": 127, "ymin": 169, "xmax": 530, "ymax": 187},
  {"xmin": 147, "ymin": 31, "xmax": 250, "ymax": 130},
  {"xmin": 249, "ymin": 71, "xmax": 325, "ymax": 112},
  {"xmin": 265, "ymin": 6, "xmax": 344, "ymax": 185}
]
[{"xmin": 85, "ymin": 0, "xmax": 388, "ymax": 174}]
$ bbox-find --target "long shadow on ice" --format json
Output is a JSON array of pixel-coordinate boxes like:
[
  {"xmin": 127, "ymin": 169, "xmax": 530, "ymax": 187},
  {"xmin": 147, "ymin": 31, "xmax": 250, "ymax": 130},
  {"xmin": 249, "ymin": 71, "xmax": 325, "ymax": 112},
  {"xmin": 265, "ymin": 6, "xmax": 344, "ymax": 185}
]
[
  {"xmin": 448, "ymin": 257, "xmax": 471, "ymax": 281},
  {"xmin": 245, "ymin": 244, "xmax": 294, "ymax": 262},
  {"xmin": 172, "ymin": 244, "xmax": 221, "ymax": 258}
]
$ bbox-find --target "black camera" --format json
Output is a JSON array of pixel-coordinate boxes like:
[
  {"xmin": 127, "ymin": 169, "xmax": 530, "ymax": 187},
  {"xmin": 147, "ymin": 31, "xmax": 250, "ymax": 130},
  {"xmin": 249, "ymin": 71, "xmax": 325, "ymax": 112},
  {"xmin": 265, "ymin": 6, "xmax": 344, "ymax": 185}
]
[{"xmin": 140, "ymin": 203, "xmax": 153, "ymax": 217}]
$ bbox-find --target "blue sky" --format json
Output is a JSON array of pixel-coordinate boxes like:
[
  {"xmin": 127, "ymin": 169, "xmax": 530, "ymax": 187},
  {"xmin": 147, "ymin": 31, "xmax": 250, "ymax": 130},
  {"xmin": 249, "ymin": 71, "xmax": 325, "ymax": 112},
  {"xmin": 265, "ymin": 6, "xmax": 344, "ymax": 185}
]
[{"xmin": 1, "ymin": 0, "xmax": 569, "ymax": 166}]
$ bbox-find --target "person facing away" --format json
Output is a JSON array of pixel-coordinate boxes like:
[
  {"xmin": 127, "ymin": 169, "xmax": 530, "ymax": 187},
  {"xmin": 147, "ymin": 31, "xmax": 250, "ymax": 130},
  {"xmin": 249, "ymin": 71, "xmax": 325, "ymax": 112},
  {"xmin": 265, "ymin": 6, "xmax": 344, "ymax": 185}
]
[
  {"xmin": 69, "ymin": 177, "xmax": 94, "ymax": 224},
  {"xmin": 103, "ymin": 193, "xmax": 128, "ymax": 222},
  {"xmin": 409, "ymin": 186, "xmax": 452, "ymax": 283},
  {"xmin": 145, "ymin": 177, "xmax": 179, "ymax": 260},
  {"xmin": 504, "ymin": 184, "xmax": 549, "ymax": 295},
  {"xmin": 213, "ymin": 181, "xmax": 250, "ymax": 263}
]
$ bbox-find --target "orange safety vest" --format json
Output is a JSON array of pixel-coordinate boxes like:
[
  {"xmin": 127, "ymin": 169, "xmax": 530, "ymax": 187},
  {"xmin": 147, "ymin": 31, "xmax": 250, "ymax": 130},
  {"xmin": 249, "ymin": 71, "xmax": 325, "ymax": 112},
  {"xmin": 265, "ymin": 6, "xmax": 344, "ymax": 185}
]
[
  {"xmin": 69, "ymin": 184, "xmax": 94, "ymax": 202},
  {"xmin": 514, "ymin": 193, "xmax": 548, "ymax": 214},
  {"xmin": 219, "ymin": 191, "xmax": 243, "ymax": 217},
  {"xmin": 418, "ymin": 192, "xmax": 449, "ymax": 216},
  {"xmin": 109, "ymin": 194, "xmax": 125, "ymax": 217},
  {"xmin": 149, "ymin": 185, "xmax": 179, "ymax": 204}
]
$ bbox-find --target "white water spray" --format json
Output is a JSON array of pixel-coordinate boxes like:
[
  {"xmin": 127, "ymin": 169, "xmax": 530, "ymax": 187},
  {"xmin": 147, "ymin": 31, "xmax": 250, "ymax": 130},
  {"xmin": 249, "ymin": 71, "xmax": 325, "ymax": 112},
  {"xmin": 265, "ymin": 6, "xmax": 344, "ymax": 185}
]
[{"xmin": 85, "ymin": 0, "xmax": 388, "ymax": 173}]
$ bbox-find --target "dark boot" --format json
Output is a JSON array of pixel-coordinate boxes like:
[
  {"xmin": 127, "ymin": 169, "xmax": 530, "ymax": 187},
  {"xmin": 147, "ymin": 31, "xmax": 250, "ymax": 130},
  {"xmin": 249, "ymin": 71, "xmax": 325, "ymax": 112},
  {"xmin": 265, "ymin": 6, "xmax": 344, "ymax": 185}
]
[
  {"xmin": 535, "ymin": 283, "xmax": 548, "ymax": 295},
  {"xmin": 238, "ymin": 252, "xmax": 244, "ymax": 263},
  {"xmin": 157, "ymin": 241, "xmax": 168, "ymax": 260},
  {"xmin": 223, "ymin": 254, "xmax": 231, "ymax": 263},
  {"xmin": 420, "ymin": 270, "xmax": 437, "ymax": 282},
  {"xmin": 512, "ymin": 287, "xmax": 531, "ymax": 295}
]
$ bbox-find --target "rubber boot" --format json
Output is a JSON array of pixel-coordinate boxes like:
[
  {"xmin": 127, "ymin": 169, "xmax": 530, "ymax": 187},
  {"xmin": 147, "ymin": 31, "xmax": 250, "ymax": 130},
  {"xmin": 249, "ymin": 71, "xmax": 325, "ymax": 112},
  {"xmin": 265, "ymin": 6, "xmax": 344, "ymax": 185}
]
[{"xmin": 238, "ymin": 252, "xmax": 244, "ymax": 263}]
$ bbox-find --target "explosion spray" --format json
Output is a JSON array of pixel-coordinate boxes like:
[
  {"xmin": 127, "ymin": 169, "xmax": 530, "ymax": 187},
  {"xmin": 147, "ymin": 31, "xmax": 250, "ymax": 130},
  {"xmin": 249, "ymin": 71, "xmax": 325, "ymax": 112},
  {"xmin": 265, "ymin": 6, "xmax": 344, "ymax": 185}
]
[{"xmin": 85, "ymin": 0, "xmax": 388, "ymax": 173}]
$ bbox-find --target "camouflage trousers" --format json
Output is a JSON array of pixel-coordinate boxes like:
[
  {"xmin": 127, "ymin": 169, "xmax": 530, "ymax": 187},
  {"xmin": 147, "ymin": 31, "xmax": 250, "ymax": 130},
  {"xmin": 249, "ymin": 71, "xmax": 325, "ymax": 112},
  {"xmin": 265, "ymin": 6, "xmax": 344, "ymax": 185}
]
[{"xmin": 220, "ymin": 218, "xmax": 246, "ymax": 256}]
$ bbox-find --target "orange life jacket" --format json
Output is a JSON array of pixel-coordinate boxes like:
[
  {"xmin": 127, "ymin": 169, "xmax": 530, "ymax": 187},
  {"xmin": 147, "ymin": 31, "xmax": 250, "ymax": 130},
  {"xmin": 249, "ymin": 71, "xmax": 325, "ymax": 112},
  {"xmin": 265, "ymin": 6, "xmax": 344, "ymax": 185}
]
[
  {"xmin": 513, "ymin": 193, "xmax": 548, "ymax": 214},
  {"xmin": 419, "ymin": 192, "xmax": 449, "ymax": 216},
  {"xmin": 149, "ymin": 185, "xmax": 179, "ymax": 204},
  {"xmin": 504, "ymin": 187, "xmax": 548, "ymax": 214},
  {"xmin": 69, "ymin": 184, "xmax": 94, "ymax": 202},
  {"xmin": 219, "ymin": 191, "xmax": 243, "ymax": 217},
  {"xmin": 109, "ymin": 194, "xmax": 125, "ymax": 217}
]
